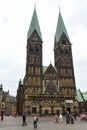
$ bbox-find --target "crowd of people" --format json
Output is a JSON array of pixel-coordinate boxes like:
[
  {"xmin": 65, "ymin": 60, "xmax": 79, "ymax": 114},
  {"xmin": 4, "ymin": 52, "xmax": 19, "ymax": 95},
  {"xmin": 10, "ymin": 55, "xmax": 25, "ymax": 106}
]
[{"xmin": 21, "ymin": 111, "xmax": 77, "ymax": 128}]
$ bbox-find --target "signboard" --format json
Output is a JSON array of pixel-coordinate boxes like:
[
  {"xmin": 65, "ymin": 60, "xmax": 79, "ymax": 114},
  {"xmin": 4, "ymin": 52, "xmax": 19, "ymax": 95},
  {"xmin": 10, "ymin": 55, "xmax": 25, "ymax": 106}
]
[{"xmin": 65, "ymin": 100, "xmax": 73, "ymax": 103}]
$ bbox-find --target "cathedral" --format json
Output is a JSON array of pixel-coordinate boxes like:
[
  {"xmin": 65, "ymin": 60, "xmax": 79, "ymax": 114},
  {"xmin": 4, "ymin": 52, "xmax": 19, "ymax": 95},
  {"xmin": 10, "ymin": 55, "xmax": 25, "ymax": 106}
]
[{"xmin": 17, "ymin": 7, "xmax": 78, "ymax": 115}]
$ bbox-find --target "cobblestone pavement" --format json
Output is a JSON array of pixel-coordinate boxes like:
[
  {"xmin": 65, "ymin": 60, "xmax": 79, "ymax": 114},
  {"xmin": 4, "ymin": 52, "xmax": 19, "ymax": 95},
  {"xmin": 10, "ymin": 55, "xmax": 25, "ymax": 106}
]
[{"xmin": 0, "ymin": 116, "xmax": 87, "ymax": 130}]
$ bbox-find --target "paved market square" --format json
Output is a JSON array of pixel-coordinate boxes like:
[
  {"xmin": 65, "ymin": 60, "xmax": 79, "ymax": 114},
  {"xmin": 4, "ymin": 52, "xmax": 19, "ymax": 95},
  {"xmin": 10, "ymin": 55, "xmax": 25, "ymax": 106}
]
[{"xmin": 0, "ymin": 116, "xmax": 87, "ymax": 130}]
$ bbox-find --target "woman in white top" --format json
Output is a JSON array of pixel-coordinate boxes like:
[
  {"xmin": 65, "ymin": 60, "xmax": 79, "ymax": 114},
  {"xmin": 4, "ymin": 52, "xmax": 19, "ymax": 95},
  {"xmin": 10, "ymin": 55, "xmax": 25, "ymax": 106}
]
[{"xmin": 59, "ymin": 113, "xmax": 63, "ymax": 122}]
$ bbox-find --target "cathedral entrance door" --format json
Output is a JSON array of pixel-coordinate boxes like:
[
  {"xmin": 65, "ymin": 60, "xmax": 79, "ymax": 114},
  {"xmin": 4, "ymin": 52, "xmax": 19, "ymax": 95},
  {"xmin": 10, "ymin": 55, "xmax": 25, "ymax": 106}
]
[
  {"xmin": 67, "ymin": 107, "xmax": 71, "ymax": 114},
  {"xmin": 32, "ymin": 107, "xmax": 36, "ymax": 113},
  {"xmin": 45, "ymin": 109, "xmax": 48, "ymax": 115}
]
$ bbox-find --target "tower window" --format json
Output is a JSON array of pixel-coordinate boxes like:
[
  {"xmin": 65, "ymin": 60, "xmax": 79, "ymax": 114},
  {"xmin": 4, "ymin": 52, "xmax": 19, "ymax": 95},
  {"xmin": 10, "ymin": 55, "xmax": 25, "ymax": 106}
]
[
  {"xmin": 35, "ymin": 46, "xmax": 39, "ymax": 53},
  {"xmin": 29, "ymin": 46, "xmax": 33, "ymax": 52},
  {"xmin": 62, "ymin": 39, "xmax": 66, "ymax": 44}
]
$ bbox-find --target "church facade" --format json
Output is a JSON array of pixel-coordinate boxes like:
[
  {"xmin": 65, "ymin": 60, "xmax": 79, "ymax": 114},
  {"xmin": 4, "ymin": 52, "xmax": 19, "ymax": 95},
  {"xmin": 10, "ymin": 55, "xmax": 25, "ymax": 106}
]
[{"xmin": 17, "ymin": 7, "xmax": 78, "ymax": 115}]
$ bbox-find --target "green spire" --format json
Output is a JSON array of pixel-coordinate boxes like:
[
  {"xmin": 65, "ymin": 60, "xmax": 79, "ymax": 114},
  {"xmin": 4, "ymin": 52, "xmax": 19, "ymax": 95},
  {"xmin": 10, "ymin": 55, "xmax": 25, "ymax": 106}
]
[
  {"xmin": 27, "ymin": 7, "xmax": 42, "ymax": 40},
  {"xmin": 55, "ymin": 10, "xmax": 70, "ymax": 43}
]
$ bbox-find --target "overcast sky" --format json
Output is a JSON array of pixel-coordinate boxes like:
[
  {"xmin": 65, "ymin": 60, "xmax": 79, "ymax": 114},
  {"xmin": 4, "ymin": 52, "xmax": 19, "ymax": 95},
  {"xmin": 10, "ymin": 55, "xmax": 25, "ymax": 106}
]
[{"xmin": 0, "ymin": 0, "xmax": 87, "ymax": 96}]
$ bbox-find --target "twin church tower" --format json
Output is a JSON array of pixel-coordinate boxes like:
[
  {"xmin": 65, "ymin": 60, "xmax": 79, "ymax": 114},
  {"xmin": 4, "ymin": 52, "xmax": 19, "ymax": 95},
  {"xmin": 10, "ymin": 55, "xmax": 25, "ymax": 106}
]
[{"xmin": 17, "ymin": 7, "xmax": 78, "ymax": 115}]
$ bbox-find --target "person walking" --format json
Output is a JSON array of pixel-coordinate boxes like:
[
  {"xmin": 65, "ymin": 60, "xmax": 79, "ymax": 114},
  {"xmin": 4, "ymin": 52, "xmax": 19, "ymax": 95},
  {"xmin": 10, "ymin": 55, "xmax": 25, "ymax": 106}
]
[
  {"xmin": 33, "ymin": 115, "xmax": 38, "ymax": 128},
  {"xmin": 59, "ymin": 113, "xmax": 63, "ymax": 123},
  {"xmin": 70, "ymin": 115, "xmax": 74, "ymax": 124},
  {"xmin": 22, "ymin": 112, "xmax": 27, "ymax": 126},
  {"xmin": 54, "ymin": 114, "xmax": 58, "ymax": 123},
  {"xmin": 74, "ymin": 112, "xmax": 77, "ymax": 120},
  {"xmin": 66, "ymin": 111, "xmax": 70, "ymax": 124}
]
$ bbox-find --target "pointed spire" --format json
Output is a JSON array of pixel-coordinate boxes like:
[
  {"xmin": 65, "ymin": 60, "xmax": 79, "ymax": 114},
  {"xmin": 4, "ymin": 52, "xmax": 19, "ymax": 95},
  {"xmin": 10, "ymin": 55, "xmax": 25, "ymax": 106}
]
[
  {"xmin": 27, "ymin": 6, "xmax": 42, "ymax": 40},
  {"xmin": 55, "ymin": 10, "xmax": 70, "ymax": 43},
  {"xmin": 34, "ymin": 1, "xmax": 36, "ymax": 9},
  {"xmin": 59, "ymin": 6, "xmax": 60, "ymax": 12}
]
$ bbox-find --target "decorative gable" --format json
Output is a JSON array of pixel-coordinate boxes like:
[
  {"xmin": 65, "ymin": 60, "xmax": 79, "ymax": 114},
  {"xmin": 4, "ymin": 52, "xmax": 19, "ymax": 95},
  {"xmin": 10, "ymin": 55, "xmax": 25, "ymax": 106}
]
[
  {"xmin": 58, "ymin": 33, "xmax": 71, "ymax": 45},
  {"xmin": 29, "ymin": 30, "xmax": 42, "ymax": 43},
  {"xmin": 44, "ymin": 64, "xmax": 57, "ymax": 75}
]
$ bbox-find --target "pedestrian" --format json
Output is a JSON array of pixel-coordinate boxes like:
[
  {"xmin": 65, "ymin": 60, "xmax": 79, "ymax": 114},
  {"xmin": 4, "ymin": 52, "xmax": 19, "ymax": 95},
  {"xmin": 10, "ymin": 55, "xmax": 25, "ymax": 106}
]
[
  {"xmin": 1, "ymin": 111, "xmax": 4, "ymax": 121},
  {"xmin": 59, "ymin": 113, "xmax": 63, "ymax": 123},
  {"xmin": 54, "ymin": 114, "xmax": 58, "ymax": 123},
  {"xmin": 74, "ymin": 112, "xmax": 77, "ymax": 120},
  {"xmin": 33, "ymin": 115, "xmax": 38, "ymax": 128},
  {"xmin": 66, "ymin": 111, "xmax": 70, "ymax": 124},
  {"xmin": 71, "ymin": 115, "xmax": 74, "ymax": 124},
  {"xmin": 22, "ymin": 112, "xmax": 27, "ymax": 126}
]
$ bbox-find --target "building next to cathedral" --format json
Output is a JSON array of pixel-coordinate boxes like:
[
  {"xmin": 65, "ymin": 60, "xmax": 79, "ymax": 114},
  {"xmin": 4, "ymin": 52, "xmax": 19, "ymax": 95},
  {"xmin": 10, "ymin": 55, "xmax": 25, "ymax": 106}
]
[{"xmin": 17, "ymin": 7, "xmax": 78, "ymax": 115}]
